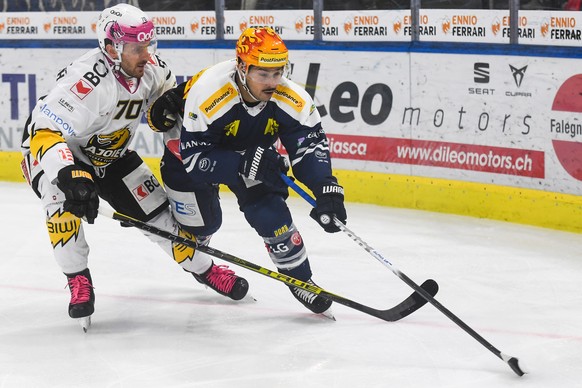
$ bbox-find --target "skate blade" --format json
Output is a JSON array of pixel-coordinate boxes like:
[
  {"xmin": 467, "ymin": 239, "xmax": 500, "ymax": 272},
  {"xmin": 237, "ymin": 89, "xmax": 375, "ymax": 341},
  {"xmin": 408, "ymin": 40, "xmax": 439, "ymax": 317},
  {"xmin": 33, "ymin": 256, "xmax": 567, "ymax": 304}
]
[
  {"xmin": 242, "ymin": 293, "xmax": 257, "ymax": 303},
  {"xmin": 200, "ymin": 285, "xmax": 256, "ymax": 302},
  {"xmin": 320, "ymin": 308, "xmax": 336, "ymax": 321},
  {"xmin": 78, "ymin": 316, "xmax": 91, "ymax": 332}
]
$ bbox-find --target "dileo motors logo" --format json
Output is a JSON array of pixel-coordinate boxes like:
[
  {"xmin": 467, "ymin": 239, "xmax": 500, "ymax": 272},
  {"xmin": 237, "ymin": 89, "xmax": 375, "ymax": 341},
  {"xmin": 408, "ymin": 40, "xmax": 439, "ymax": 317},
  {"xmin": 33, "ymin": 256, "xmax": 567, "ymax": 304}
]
[{"xmin": 550, "ymin": 74, "xmax": 582, "ymax": 181}]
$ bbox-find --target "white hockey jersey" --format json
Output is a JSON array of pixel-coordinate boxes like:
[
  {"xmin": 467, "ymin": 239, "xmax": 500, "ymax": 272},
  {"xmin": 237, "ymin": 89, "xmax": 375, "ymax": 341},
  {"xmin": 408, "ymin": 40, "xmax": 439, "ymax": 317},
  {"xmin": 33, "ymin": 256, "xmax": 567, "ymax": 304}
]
[{"xmin": 21, "ymin": 47, "xmax": 175, "ymax": 183}]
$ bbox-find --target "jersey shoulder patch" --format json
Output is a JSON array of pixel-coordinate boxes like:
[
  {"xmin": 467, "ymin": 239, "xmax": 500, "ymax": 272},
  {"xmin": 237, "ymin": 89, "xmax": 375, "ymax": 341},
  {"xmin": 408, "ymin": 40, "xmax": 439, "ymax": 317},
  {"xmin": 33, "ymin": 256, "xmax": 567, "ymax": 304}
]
[
  {"xmin": 272, "ymin": 83, "xmax": 306, "ymax": 113},
  {"xmin": 192, "ymin": 61, "xmax": 239, "ymax": 120},
  {"xmin": 199, "ymin": 83, "xmax": 238, "ymax": 119},
  {"xmin": 184, "ymin": 68, "xmax": 208, "ymax": 98},
  {"xmin": 60, "ymin": 50, "xmax": 110, "ymax": 102}
]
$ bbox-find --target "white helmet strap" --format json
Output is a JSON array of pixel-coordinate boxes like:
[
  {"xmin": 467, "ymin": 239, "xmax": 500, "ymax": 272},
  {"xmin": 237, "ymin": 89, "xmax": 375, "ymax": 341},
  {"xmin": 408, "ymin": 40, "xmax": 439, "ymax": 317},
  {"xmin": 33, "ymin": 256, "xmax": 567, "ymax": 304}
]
[
  {"xmin": 103, "ymin": 41, "xmax": 124, "ymax": 72},
  {"xmin": 236, "ymin": 62, "xmax": 260, "ymax": 103}
]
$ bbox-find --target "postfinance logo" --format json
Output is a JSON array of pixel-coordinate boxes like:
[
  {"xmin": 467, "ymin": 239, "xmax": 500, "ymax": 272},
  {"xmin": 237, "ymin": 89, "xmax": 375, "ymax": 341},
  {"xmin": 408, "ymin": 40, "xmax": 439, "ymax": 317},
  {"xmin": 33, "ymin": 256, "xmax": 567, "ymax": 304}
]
[
  {"xmin": 201, "ymin": 84, "xmax": 237, "ymax": 119},
  {"xmin": 258, "ymin": 52, "xmax": 287, "ymax": 66},
  {"xmin": 273, "ymin": 85, "xmax": 304, "ymax": 112},
  {"xmin": 47, "ymin": 209, "xmax": 81, "ymax": 248}
]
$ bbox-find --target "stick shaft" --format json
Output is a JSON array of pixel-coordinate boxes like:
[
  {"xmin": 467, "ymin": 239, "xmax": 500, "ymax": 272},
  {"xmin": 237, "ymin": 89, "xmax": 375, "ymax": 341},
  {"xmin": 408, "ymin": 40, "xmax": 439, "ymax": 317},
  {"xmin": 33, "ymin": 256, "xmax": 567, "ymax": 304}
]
[
  {"xmin": 99, "ymin": 207, "xmax": 435, "ymax": 322},
  {"xmin": 281, "ymin": 174, "xmax": 524, "ymax": 376}
]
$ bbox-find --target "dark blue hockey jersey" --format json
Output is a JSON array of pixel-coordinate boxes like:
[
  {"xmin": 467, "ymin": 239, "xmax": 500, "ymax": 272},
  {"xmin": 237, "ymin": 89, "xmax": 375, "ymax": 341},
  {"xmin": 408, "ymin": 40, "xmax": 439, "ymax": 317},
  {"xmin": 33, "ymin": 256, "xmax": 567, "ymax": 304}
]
[{"xmin": 163, "ymin": 59, "xmax": 336, "ymax": 192}]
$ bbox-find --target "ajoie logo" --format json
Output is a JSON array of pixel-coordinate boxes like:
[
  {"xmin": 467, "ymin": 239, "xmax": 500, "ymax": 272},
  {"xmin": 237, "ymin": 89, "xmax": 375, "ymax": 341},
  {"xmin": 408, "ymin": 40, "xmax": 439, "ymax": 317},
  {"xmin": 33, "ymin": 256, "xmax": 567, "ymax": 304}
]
[
  {"xmin": 509, "ymin": 65, "xmax": 527, "ymax": 87},
  {"xmin": 474, "ymin": 62, "xmax": 490, "ymax": 83}
]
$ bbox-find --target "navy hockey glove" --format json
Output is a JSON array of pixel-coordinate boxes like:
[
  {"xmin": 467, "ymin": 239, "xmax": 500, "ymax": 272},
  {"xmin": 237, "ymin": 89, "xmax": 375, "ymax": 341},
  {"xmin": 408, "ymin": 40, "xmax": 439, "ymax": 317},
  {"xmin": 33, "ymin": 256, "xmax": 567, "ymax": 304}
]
[
  {"xmin": 239, "ymin": 146, "xmax": 288, "ymax": 189},
  {"xmin": 56, "ymin": 165, "xmax": 99, "ymax": 224},
  {"xmin": 310, "ymin": 182, "xmax": 347, "ymax": 233},
  {"xmin": 147, "ymin": 87, "xmax": 183, "ymax": 133}
]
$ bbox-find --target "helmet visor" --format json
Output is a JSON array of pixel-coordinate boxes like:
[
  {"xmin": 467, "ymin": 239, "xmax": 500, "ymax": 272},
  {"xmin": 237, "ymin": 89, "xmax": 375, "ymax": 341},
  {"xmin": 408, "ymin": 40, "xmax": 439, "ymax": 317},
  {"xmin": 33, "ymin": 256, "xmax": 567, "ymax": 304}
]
[
  {"xmin": 246, "ymin": 66, "xmax": 285, "ymax": 84},
  {"xmin": 122, "ymin": 39, "xmax": 157, "ymax": 56}
]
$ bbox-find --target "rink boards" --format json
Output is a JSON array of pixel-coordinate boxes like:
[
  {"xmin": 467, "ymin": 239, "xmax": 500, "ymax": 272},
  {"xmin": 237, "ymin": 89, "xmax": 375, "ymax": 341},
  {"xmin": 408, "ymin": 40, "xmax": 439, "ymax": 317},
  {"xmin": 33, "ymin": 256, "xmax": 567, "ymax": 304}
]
[{"xmin": 0, "ymin": 42, "xmax": 580, "ymax": 233}]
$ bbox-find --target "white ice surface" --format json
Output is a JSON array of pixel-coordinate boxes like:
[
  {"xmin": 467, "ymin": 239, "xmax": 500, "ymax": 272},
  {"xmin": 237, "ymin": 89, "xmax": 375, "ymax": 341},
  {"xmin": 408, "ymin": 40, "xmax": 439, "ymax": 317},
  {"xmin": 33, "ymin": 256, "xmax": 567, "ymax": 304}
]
[{"xmin": 1, "ymin": 181, "xmax": 581, "ymax": 387}]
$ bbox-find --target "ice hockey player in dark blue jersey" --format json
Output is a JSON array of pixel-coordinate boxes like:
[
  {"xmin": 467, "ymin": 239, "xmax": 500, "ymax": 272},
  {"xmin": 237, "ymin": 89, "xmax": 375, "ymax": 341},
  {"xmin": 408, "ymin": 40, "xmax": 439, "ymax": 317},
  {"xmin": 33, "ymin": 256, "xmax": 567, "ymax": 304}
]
[{"xmin": 147, "ymin": 27, "xmax": 347, "ymax": 316}]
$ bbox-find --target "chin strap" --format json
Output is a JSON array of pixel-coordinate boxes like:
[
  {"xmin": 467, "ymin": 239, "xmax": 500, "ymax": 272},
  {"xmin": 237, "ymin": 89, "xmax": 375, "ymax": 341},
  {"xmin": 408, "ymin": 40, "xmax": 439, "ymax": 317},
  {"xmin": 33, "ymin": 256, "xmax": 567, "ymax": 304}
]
[
  {"xmin": 236, "ymin": 66, "xmax": 260, "ymax": 103},
  {"xmin": 103, "ymin": 43, "xmax": 123, "ymax": 73},
  {"xmin": 103, "ymin": 53, "xmax": 139, "ymax": 94}
]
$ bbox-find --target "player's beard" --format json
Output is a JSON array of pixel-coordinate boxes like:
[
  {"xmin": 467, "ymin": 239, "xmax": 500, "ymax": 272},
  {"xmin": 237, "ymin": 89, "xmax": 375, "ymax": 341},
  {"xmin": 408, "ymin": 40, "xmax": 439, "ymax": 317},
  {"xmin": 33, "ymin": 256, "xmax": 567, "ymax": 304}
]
[
  {"xmin": 131, "ymin": 61, "xmax": 148, "ymax": 78},
  {"xmin": 122, "ymin": 60, "xmax": 148, "ymax": 79}
]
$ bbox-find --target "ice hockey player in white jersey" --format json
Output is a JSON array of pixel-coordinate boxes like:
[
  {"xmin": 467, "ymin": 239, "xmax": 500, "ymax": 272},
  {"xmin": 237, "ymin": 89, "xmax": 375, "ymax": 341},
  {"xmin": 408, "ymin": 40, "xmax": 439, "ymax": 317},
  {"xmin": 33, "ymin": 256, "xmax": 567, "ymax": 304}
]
[
  {"xmin": 20, "ymin": 4, "xmax": 248, "ymax": 331},
  {"xmin": 147, "ymin": 27, "xmax": 347, "ymax": 317}
]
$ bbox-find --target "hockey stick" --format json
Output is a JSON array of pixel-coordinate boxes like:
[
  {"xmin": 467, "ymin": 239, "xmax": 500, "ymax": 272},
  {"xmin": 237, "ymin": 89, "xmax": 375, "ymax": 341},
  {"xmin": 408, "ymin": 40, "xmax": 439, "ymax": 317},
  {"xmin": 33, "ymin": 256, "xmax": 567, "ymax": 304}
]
[
  {"xmin": 281, "ymin": 174, "xmax": 525, "ymax": 377},
  {"xmin": 98, "ymin": 207, "xmax": 437, "ymax": 323}
]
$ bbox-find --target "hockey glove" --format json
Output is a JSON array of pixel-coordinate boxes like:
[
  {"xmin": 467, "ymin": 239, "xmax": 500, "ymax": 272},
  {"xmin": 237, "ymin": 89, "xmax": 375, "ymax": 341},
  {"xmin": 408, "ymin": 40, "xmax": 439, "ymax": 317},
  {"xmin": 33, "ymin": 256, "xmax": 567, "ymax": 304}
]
[
  {"xmin": 239, "ymin": 146, "xmax": 288, "ymax": 189},
  {"xmin": 56, "ymin": 165, "xmax": 99, "ymax": 224},
  {"xmin": 147, "ymin": 87, "xmax": 184, "ymax": 133},
  {"xmin": 310, "ymin": 182, "xmax": 347, "ymax": 233}
]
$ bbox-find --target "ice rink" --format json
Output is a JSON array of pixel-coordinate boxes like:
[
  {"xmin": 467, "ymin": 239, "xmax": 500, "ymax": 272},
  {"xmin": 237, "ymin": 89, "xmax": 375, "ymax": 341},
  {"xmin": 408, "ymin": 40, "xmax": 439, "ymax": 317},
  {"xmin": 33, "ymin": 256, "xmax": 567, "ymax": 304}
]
[{"xmin": 1, "ymin": 181, "xmax": 581, "ymax": 387}]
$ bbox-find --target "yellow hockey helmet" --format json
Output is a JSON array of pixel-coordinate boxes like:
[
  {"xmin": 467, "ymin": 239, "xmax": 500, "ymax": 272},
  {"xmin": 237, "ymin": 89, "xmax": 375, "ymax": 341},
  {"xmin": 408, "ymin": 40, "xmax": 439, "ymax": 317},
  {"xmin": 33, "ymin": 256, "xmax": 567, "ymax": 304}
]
[{"xmin": 235, "ymin": 27, "xmax": 288, "ymax": 72}]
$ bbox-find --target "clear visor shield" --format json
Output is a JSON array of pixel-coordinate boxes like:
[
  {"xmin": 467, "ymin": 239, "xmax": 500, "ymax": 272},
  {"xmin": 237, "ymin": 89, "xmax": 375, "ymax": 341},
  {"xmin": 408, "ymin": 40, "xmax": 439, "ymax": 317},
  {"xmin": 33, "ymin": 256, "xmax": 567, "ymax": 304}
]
[
  {"xmin": 122, "ymin": 39, "xmax": 158, "ymax": 57},
  {"xmin": 246, "ymin": 65, "xmax": 287, "ymax": 84}
]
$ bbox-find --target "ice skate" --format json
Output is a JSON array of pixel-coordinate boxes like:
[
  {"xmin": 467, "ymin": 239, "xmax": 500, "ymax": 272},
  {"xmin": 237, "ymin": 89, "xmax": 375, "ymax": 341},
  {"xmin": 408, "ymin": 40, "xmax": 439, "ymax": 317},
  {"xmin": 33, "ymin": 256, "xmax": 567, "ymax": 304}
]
[
  {"xmin": 191, "ymin": 261, "xmax": 249, "ymax": 301},
  {"xmin": 288, "ymin": 279, "xmax": 334, "ymax": 319},
  {"xmin": 65, "ymin": 268, "xmax": 95, "ymax": 332},
  {"xmin": 78, "ymin": 316, "xmax": 91, "ymax": 332}
]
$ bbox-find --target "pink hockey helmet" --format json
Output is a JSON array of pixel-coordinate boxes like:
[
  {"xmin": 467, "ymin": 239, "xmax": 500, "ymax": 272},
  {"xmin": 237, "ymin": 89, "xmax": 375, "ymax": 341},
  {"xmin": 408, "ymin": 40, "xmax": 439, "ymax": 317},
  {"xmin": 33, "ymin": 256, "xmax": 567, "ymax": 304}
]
[{"xmin": 96, "ymin": 4, "xmax": 157, "ymax": 66}]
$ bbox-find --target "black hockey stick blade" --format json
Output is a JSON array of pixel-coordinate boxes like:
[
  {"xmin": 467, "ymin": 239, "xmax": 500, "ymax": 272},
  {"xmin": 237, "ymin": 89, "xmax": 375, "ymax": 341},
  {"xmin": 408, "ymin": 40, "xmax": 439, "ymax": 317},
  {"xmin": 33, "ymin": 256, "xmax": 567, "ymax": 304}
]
[
  {"xmin": 499, "ymin": 354, "xmax": 525, "ymax": 377},
  {"xmin": 99, "ymin": 208, "xmax": 436, "ymax": 323},
  {"xmin": 383, "ymin": 279, "xmax": 439, "ymax": 321},
  {"xmin": 507, "ymin": 357, "xmax": 525, "ymax": 376},
  {"xmin": 359, "ymin": 279, "xmax": 439, "ymax": 322}
]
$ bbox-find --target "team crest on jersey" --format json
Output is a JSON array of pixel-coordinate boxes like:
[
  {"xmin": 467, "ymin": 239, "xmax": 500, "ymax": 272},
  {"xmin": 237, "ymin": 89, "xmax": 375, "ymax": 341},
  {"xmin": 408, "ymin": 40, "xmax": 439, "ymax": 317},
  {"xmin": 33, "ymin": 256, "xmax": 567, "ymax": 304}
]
[
  {"xmin": 46, "ymin": 209, "xmax": 81, "ymax": 248},
  {"xmin": 172, "ymin": 228, "xmax": 196, "ymax": 264},
  {"xmin": 272, "ymin": 86, "xmax": 304, "ymax": 112},
  {"xmin": 264, "ymin": 118, "xmax": 279, "ymax": 136},
  {"xmin": 224, "ymin": 120, "xmax": 240, "ymax": 137},
  {"xmin": 83, "ymin": 127, "xmax": 131, "ymax": 166},
  {"xmin": 200, "ymin": 84, "xmax": 237, "ymax": 119}
]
